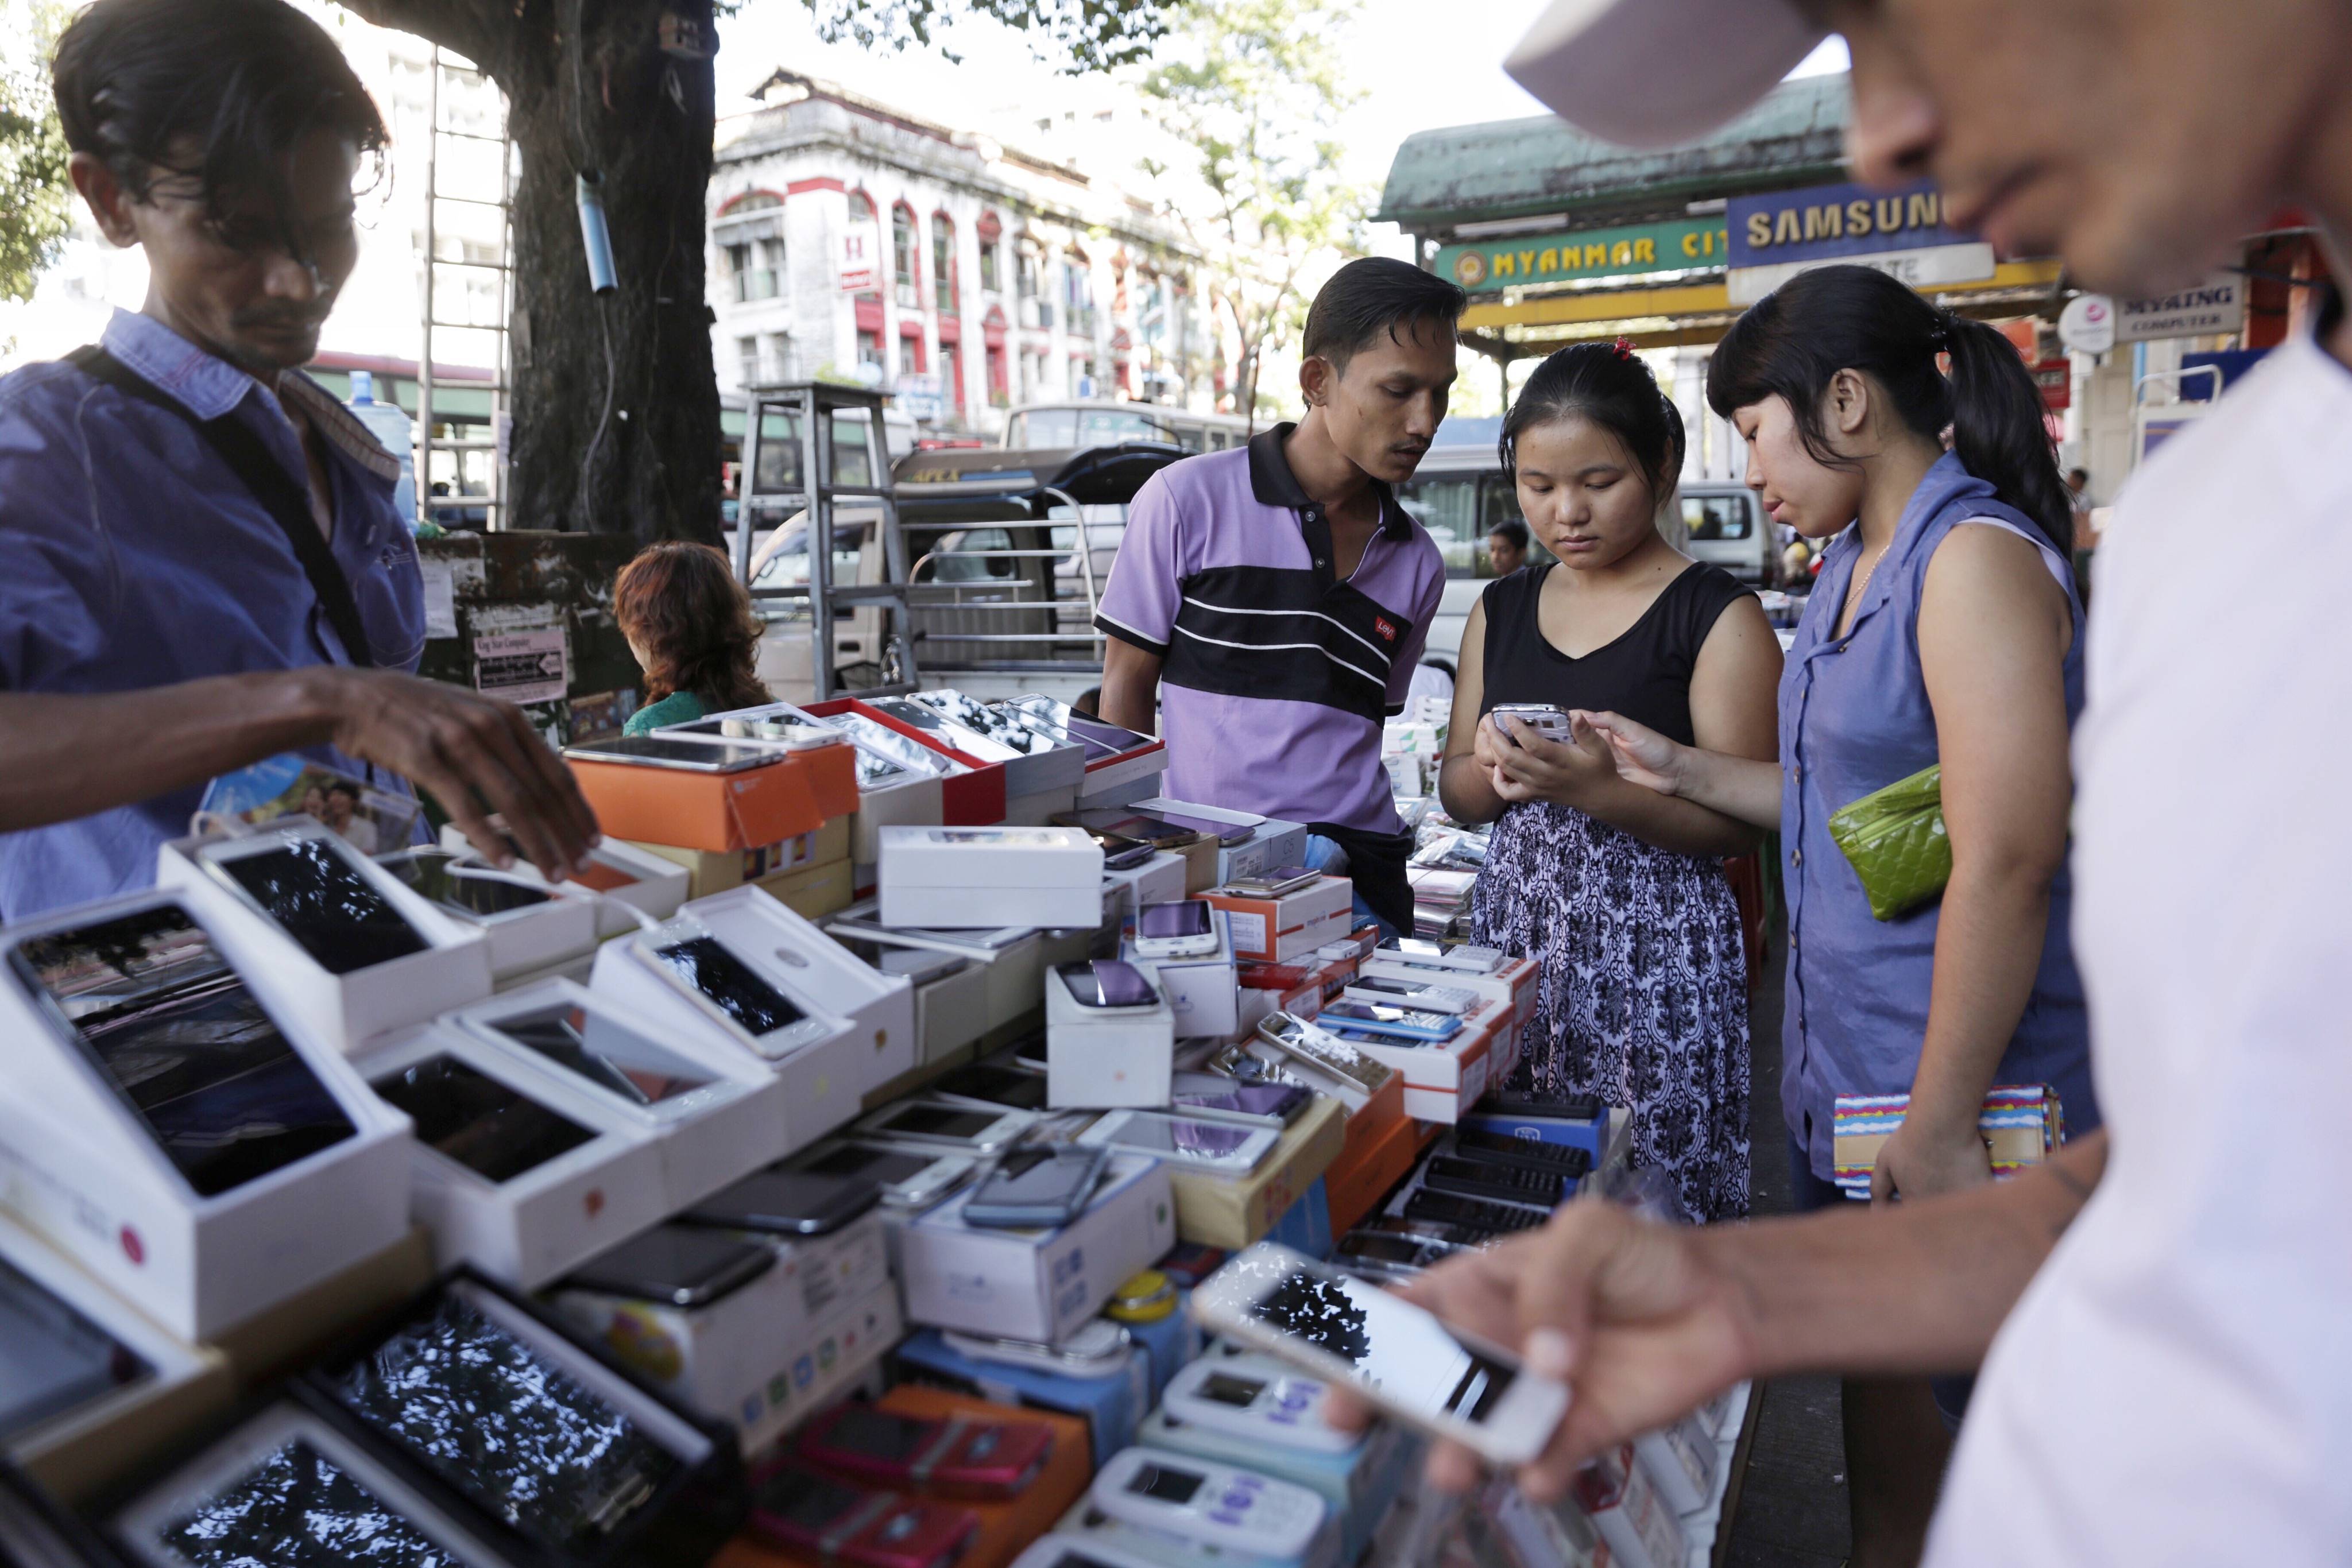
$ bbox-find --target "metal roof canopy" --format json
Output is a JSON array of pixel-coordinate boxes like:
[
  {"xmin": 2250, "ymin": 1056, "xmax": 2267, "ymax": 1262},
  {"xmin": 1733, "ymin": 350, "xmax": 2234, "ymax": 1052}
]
[{"xmin": 1376, "ymin": 75, "xmax": 1851, "ymax": 234}]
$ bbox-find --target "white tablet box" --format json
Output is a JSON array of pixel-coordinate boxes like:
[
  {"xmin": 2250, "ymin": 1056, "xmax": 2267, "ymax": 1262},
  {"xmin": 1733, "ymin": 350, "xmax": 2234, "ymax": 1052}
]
[
  {"xmin": 446, "ymin": 979, "xmax": 788, "ymax": 1210},
  {"xmin": 586, "ymin": 907, "xmax": 888, "ymax": 1157},
  {"xmin": 1339, "ymin": 1000, "xmax": 1507, "ymax": 1124},
  {"xmin": 1131, "ymin": 799, "xmax": 1310, "ymax": 886},
  {"xmin": 877, "ymin": 825, "xmax": 1105, "ymax": 930},
  {"xmin": 552, "ymin": 1214, "xmax": 893, "ymax": 1456},
  {"xmin": 0, "ymin": 1210, "xmax": 233, "ymax": 1501},
  {"xmin": 1046, "ymin": 962, "xmax": 1177, "ymax": 1109},
  {"xmin": 439, "ymin": 830, "xmax": 692, "ymax": 939},
  {"xmin": 1117, "ymin": 909, "xmax": 1240, "ymax": 1042},
  {"xmin": 376, "ymin": 848, "xmax": 602, "ymax": 984},
  {"xmin": 897, "ymin": 1153, "xmax": 1174, "ymax": 1343},
  {"xmin": 675, "ymin": 885, "xmax": 916, "ymax": 1090},
  {"xmin": 0, "ymin": 889, "xmax": 413, "ymax": 1341},
  {"xmin": 354, "ymin": 1023, "xmax": 669, "ymax": 1290},
  {"xmin": 1100, "ymin": 851, "xmax": 1187, "ymax": 923},
  {"xmin": 153, "ymin": 820, "xmax": 493, "ymax": 1051}
]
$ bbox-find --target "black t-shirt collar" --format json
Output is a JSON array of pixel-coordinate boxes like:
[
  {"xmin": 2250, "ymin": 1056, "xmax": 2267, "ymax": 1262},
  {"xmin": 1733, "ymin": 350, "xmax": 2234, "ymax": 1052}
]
[{"xmin": 1246, "ymin": 422, "xmax": 1413, "ymax": 543}]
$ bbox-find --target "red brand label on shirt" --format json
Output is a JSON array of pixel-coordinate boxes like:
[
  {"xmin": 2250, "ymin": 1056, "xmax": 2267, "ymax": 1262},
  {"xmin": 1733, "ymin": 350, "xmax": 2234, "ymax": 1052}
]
[{"xmin": 1374, "ymin": 617, "xmax": 1396, "ymax": 642}]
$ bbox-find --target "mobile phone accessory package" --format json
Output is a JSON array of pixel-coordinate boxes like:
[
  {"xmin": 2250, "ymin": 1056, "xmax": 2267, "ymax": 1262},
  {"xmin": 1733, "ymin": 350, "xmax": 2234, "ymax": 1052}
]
[{"xmin": 1047, "ymin": 961, "xmax": 1177, "ymax": 1110}]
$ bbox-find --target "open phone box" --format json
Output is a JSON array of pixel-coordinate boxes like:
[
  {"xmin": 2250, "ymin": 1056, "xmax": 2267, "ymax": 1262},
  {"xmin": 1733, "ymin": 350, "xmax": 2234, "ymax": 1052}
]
[
  {"xmin": 0, "ymin": 888, "xmax": 413, "ymax": 1341},
  {"xmin": 805, "ymin": 698, "xmax": 1009, "ymax": 826},
  {"xmin": 274, "ymin": 1270, "xmax": 748, "ymax": 1568},
  {"xmin": 1045, "ymin": 962, "xmax": 1177, "ymax": 1110},
  {"xmin": 153, "ymin": 820, "xmax": 494, "ymax": 1052},
  {"xmin": 1115, "ymin": 910, "xmax": 1239, "ymax": 1041},
  {"xmin": 0, "ymin": 1210, "xmax": 233, "ymax": 1505},
  {"xmin": 447, "ymin": 978, "xmax": 789, "ymax": 1212},
  {"xmin": 1136, "ymin": 1344, "xmax": 1420, "ymax": 1568},
  {"xmin": 376, "ymin": 847, "xmax": 602, "ymax": 984},
  {"xmin": 1159, "ymin": 1092, "xmax": 1345, "ymax": 1252},
  {"xmin": 878, "ymin": 826, "xmax": 1105, "ymax": 930},
  {"xmin": 898, "ymin": 1155, "xmax": 1174, "ymax": 1344},
  {"xmin": 1335, "ymin": 998, "xmax": 1510, "ymax": 1125},
  {"xmin": 1199, "ymin": 877, "xmax": 1355, "ymax": 965},
  {"xmin": 554, "ymin": 1215, "xmax": 895, "ymax": 1458},
  {"xmin": 439, "ymin": 830, "xmax": 691, "ymax": 939},
  {"xmin": 355, "ymin": 1023, "xmax": 670, "ymax": 1290},
  {"xmin": 1130, "ymin": 799, "xmax": 1310, "ymax": 888},
  {"xmin": 1359, "ymin": 951, "xmax": 1539, "ymax": 1037},
  {"xmin": 825, "ymin": 904, "xmax": 1047, "ymax": 1037},
  {"xmin": 648, "ymin": 699, "xmax": 862, "ymax": 817},
  {"xmin": 590, "ymin": 888, "xmax": 916, "ymax": 1156}
]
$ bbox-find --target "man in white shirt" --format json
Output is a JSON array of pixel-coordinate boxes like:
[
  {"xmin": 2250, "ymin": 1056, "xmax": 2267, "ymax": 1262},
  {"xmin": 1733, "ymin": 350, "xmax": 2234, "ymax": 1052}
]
[{"xmin": 1358, "ymin": 1, "xmax": 2352, "ymax": 1562}]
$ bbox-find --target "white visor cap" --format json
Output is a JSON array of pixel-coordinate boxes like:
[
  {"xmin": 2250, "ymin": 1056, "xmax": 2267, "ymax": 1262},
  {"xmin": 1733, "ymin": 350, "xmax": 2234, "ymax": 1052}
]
[{"xmin": 1505, "ymin": 0, "xmax": 1827, "ymax": 149}]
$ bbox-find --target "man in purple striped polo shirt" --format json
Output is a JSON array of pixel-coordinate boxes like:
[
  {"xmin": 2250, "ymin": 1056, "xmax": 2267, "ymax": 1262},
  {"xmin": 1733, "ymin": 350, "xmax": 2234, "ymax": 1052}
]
[{"xmin": 1095, "ymin": 260, "xmax": 1464, "ymax": 935}]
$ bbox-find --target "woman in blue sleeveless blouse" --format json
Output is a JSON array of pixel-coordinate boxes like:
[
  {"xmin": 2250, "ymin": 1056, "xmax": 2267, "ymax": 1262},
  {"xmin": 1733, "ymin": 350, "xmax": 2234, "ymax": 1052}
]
[{"xmin": 1577, "ymin": 266, "xmax": 2098, "ymax": 1568}]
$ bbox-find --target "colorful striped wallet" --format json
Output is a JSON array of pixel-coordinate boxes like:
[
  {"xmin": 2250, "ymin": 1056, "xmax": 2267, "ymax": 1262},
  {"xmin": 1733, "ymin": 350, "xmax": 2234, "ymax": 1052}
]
[{"xmin": 1831, "ymin": 1084, "xmax": 2065, "ymax": 1197}]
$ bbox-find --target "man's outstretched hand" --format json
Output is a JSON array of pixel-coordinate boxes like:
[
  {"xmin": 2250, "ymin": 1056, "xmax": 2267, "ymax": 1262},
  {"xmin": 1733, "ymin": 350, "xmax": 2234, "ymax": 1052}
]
[
  {"xmin": 1323, "ymin": 1200, "xmax": 1756, "ymax": 1501},
  {"xmin": 319, "ymin": 667, "xmax": 601, "ymax": 881}
]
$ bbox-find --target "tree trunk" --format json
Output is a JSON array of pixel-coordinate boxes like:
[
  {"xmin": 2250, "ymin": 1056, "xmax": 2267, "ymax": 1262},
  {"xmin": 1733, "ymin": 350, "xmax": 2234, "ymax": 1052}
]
[{"xmin": 343, "ymin": 0, "xmax": 724, "ymax": 543}]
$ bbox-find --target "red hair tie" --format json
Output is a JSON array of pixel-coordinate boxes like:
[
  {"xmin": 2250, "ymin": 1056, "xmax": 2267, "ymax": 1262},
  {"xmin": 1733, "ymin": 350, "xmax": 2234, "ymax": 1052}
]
[{"xmin": 1611, "ymin": 336, "xmax": 1636, "ymax": 359}]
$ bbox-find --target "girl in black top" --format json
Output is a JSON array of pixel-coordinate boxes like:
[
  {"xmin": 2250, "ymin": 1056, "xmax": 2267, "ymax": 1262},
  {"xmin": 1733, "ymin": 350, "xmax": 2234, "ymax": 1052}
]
[{"xmin": 1439, "ymin": 342, "xmax": 1782, "ymax": 1221}]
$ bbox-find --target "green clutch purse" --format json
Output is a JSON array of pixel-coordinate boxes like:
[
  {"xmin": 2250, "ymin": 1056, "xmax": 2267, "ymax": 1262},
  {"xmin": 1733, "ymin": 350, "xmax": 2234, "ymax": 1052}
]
[{"xmin": 1827, "ymin": 764, "xmax": 1949, "ymax": 920}]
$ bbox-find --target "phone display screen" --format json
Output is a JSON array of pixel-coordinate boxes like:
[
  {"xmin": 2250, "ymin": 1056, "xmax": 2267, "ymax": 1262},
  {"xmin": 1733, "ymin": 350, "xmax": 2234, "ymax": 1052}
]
[
  {"xmin": 880, "ymin": 1104, "xmax": 1001, "ymax": 1141},
  {"xmin": 371, "ymin": 1056, "xmax": 596, "ymax": 1184},
  {"xmin": 825, "ymin": 1408, "xmax": 932, "ymax": 1462},
  {"xmin": 9, "ymin": 905, "xmax": 358, "ymax": 1196},
  {"xmin": 1128, "ymin": 1464, "xmax": 1204, "ymax": 1505},
  {"xmin": 757, "ymin": 1470, "xmax": 861, "ymax": 1533},
  {"xmin": 381, "ymin": 852, "xmax": 552, "ymax": 917},
  {"xmin": 1106, "ymin": 1116, "xmax": 1254, "ymax": 1159},
  {"xmin": 567, "ymin": 736, "xmax": 779, "ymax": 770},
  {"xmin": 0, "ymin": 1256, "xmax": 152, "ymax": 1439},
  {"xmin": 1138, "ymin": 903, "xmax": 1212, "ymax": 940},
  {"xmin": 1249, "ymin": 1267, "xmax": 1517, "ymax": 1424},
  {"xmin": 801, "ymin": 1144, "xmax": 937, "ymax": 1186},
  {"xmin": 326, "ymin": 1293, "xmax": 679, "ymax": 1553},
  {"xmin": 976, "ymin": 1147, "xmax": 1097, "ymax": 1207},
  {"xmin": 650, "ymin": 936, "xmax": 807, "ymax": 1037},
  {"xmin": 160, "ymin": 1439, "xmax": 458, "ymax": 1568},
  {"xmin": 1197, "ymin": 1373, "xmax": 1266, "ymax": 1411},
  {"xmin": 488, "ymin": 1002, "xmax": 716, "ymax": 1106},
  {"xmin": 1057, "ymin": 961, "xmax": 1156, "ymax": 1009},
  {"xmin": 565, "ymin": 1226, "xmax": 772, "ymax": 1303},
  {"xmin": 216, "ymin": 839, "xmax": 430, "ymax": 975}
]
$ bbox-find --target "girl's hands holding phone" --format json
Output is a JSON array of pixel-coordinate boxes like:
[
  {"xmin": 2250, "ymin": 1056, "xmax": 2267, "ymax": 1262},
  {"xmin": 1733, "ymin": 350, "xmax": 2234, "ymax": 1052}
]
[
  {"xmin": 1570, "ymin": 709, "xmax": 1689, "ymax": 797},
  {"xmin": 1487, "ymin": 714, "xmax": 1617, "ymax": 807}
]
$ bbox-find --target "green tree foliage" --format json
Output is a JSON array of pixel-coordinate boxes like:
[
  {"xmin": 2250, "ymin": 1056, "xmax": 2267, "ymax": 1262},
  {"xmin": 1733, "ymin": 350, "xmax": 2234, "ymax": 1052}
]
[
  {"xmin": 0, "ymin": 0, "xmax": 71, "ymax": 304},
  {"xmin": 1140, "ymin": 0, "xmax": 1368, "ymax": 420}
]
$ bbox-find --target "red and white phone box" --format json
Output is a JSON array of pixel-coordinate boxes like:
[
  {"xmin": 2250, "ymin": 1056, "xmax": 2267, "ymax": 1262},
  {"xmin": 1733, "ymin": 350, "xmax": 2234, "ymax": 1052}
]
[
  {"xmin": 1359, "ymin": 951, "xmax": 1538, "ymax": 1037},
  {"xmin": 1198, "ymin": 877, "xmax": 1352, "ymax": 964},
  {"xmin": 804, "ymin": 698, "xmax": 1010, "ymax": 826},
  {"xmin": 1341, "ymin": 997, "xmax": 1510, "ymax": 1124}
]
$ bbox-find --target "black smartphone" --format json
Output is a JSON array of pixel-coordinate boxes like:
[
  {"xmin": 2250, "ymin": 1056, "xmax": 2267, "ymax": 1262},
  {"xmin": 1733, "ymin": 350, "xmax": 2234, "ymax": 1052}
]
[
  {"xmin": 1450, "ymin": 1128, "xmax": 1593, "ymax": 1178},
  {"xmin": 211, "ymin": 838, "xmax": 430, "ymax": 974},
  {"xmin": 649, "ymin": 935, "xmax": 807, "ymax": 1036},
  {"xmin": 931, "ymin": 1060, "xmax": 1051, "ymax": 1110},
  {"xmin": 0, "ymin": 1253, "xmax": 153, "ymax": 1435},
  {"xmin": 678, "ymin": 1167, "xmax": 881, "ymax": 1237},
  {"xmin": 484, "ymin": 1000, "xmax": 718, "ymax": 1108},
  {"xmin": 791, "ymin": 1141, "xmax": 948, "ymax": 1188},
  {"xmin": 6, "ymin": 903, "xmax": 359, "ymax": 1197},
  {"xmin": 370, "ymin": 1056, "xmax": 597, "ymax": 1184},
  {"xmin": 1477, "ymin": 1090, "xmax": 1602, "ymax": 1121},
  {"xmin": 565, "ymin": 1224, "xmax": 778, "ymax": 1307},
  {"xmin": 1401, "ymin": 1188, "xmax": 1546, "ymax": 1234}
]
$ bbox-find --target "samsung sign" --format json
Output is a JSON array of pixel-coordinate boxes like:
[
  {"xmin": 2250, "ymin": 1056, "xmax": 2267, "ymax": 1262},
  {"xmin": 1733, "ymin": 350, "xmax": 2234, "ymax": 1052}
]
[{"xmin": 1726, "ymin": 179, "xmax": 1998, "ymax": 305}]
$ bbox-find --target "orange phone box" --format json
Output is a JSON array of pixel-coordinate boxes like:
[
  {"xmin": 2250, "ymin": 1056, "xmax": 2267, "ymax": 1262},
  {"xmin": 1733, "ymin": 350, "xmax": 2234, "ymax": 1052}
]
[
  {"xmin": 1321, "ymin": 1085, "xmax": 1426, "ymax": 1237},
  {"xmin": 572, "ymin": 755, "xmax": 825, "ymax": 854},
  {"xmin": 714, "ymin": 1387, "xmax": 1091, "ymax": 1568}
]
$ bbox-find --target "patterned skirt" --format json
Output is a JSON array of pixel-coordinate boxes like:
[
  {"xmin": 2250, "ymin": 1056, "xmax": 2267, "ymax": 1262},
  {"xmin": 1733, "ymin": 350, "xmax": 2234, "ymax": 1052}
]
[{"xmin": 1468, "ymin": 800, "xmax": 1752, "ymax": 1222}]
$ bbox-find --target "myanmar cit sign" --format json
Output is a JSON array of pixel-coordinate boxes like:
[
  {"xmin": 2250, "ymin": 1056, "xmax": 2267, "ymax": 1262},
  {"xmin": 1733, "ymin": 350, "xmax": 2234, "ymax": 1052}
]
[
  {"xmin": 1435, "ymin": 216, "xmax": 1728, "ymax": 294},
  {"xmin": 1725, "ymin": 179, "xmax": 1994, "ymax": 305}
]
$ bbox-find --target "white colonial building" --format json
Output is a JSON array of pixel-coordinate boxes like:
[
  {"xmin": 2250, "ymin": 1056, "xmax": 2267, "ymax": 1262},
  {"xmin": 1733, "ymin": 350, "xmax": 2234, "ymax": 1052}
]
[{"xmin": 708, "ymin": 70, "xmax": 1230, "ymax": 438}]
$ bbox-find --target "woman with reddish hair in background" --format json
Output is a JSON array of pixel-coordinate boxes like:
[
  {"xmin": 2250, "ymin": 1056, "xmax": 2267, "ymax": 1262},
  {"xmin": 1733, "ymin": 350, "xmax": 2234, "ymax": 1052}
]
[{"xmin": 613, "ymin": 542, "xmax": 772, "ymax": 735}]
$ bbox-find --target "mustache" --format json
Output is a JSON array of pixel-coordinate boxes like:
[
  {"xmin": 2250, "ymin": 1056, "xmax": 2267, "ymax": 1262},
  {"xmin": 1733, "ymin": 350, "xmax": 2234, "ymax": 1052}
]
[{"xmin": 229, "ymin": 301, "xmax": 335, "ymax": 331}]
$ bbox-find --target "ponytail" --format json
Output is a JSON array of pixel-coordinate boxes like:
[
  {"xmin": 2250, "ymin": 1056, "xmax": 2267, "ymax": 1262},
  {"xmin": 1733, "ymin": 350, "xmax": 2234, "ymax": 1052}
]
[{"xmin": 1707, "ymin": 264, "xmax": 2072, "ymax": 558}]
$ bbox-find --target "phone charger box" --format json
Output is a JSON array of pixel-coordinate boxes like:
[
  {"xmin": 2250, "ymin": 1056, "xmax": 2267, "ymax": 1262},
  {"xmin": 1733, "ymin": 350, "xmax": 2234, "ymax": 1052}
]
[
  {"xmin": 0, "ymin": 1211, "xmax": 235, "ymax": 1505},
  {"xmin": 1570, "ymin": 1443, "xmax": 1689, "ymax": 1568},
  {"xmin": 1101, "ymin": 851, "xmax": 1188, "ymax": 922},
  {"xmin": 1047, "ymin": 965, "xmax": 1177, "ymax": 1109},
  {"xmin": 570, "ymin": 749, "xmax": 828, "ymax": 853},
  {"xmin": 1341, "ymin": 1000, "xmax": 1507, "ymax": 1124},
  {"xmin": 875, "ymin": 1387, "xmax": 1096, "ymax": 1568},
  {"xmin": 446, "ymin": 832, "xmax": 691, "ymax": 938},
  {"xmin": 879, "ymin": 826, "xmax": 1105, "ymax": 930},
  {"xmin": 1200, "ymin": 878, "xmax": 1354, "ymax": 965},
  {"xmin": 892, "ymin": 1329, "xmax": 1152, "ymax": 1470},
  {"xmin": 354, "ymin": 1023, "xmax": 670, "ymax": 1290},
  {"xmin": 154, "ymin": 823, "xmax": 494, "ymax": 1052},
  {"xmin": 447, "ymin": 979, "xmax": 789, "ymax": 1211},
  {"xmin": 555, "ymin": 1215, "xmax": 893, "ymax": 1455},
  {"xmin": 1117, "ymin": 912, "xmax": 1239, "ymax": 1041},
  {"xmin": 1131, "ymin": 799, "xmax": 1310, "ymax": 888},
  {"xmin": 0, "ymin": 890, "xmax": 415, "ymax": 1342},
  {"xmin": 1163, "ymin": 1093, "xmax": 1345, "ymax": 1250},
  {"xmin": 899, "ymin": 1154, "xmax": 1175, "ymax": 1342}
]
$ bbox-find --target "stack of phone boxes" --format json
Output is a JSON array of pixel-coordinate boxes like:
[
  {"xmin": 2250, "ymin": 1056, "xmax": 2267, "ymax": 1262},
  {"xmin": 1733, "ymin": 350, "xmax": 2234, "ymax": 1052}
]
[
  {"xmin": 1320, "ymin": 996, "xmax": 1513, "ymax": 1124},
  {"xmin": 1115, "ymin": 905, "xmax": 1238, "ymax": 1042},
  {"xmin": 1129, "ymin": 799, "xmax": 1309, "ymax": 889},
  {"xmin": 552, "ymin": 1209, "xmax": 899, "ymax": 1457},
  {"xmin": 436, "ymin": 827, "xmax": 691, "ymax": 940},
  {"xmin": 373, "ymin": 845, "xmax": 605, "ymax": 986},
  {"xmin": 807, "ymin": 696, "xmax": 1010, "ymax": 827},
  {"xmin": 568, "ymin": 731, "xmax": 854, "ymax": 899},
  {"xmin": 1199, "ymin": 877, "xmax": 1354, "ymax": 966}
]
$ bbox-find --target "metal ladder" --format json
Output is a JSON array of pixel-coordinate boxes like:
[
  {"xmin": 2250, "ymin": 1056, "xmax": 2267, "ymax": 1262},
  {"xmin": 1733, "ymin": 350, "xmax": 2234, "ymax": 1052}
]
[
  {"xmin": 734, "ymin": 381, "xmax": 920, "ymax": 699},
  {"xmin": 416, "ymin": 47, "xmax": 514, "ymax": 529}
]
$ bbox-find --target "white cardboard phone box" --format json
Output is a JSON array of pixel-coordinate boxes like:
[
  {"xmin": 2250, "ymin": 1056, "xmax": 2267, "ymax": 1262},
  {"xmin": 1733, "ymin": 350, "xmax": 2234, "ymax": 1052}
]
[
  {"xmin": 377, "ymin": 847, "xmax": 600, "ymax": 982},
  {"xmin": 440, "ymin": 831, "xmax": 691, "ymax": 937},
  {"xmin": 1003, "ymin": 781, "xmax": 1081, "ymax": 827},
  {"xmin": 898, "ymin": 1153, "xmax": 1174, "ymax": 1343},
  {"xmin": 1129, "ymin": 799, "xmax": 1310, "ymax": 888},
  {"xmin": 826, "ymin": 908, "xmax": 1048, "ymax": 1036},
  {"xmin": 554, "ymin": 1215, "xmax": 894, "ymax": 1457},
  {"xmin": 354, "ymin": 1023, "xmax": 670, "ymax": 1291},
  {"xmin": 154, "ymin": 822, "xmax": 494, "ymax": 1052},
  {"xmin": 1343, "ymin": 1000, "xmax": 1508, "ymax": 1124},
  {"xmin": 1100, "ymin": 851, "xmax": 1188, "ymax": 924},
  {"xmin": 1076, "ymin": 740, "xmax": 1169, "ymax": 804},
  {"xmin": 1198, "ymin": 878, "xmax": 1353, "ymax": 965},
  {"xmin": 877, "ymin": 825, "xmax": 1104, "ymax": 929},
  {"xmin": 1117, "ymin": 909, "xmax": 1239, "ymax": 1042},
  {"xmin": 1046, "ymin": 961, "xmax": 1178, "ymax": 1110}
]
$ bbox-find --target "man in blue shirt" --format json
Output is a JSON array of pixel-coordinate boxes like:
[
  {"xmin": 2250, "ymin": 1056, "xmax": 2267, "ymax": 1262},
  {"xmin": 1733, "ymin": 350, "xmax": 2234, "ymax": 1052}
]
[{"xmin": 0, "ymin": 0, "xmax": 598, "ymax": 921}]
